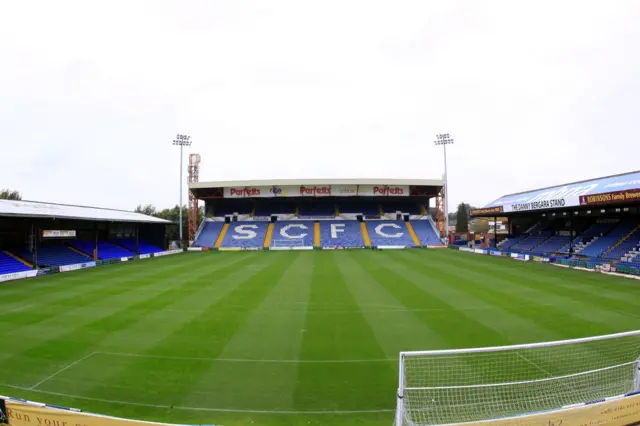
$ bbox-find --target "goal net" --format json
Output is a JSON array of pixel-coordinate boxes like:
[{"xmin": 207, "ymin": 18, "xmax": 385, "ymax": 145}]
[{"xmin": 395, "ymin": 329, "xmax": 640, "ymax": 426}]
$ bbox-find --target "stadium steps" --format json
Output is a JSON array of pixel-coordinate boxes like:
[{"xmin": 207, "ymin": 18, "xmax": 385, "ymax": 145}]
[
  {"xmin": 602, "ymin": 224, "xmax": 640, "ymax": 258},
  {"xmin": 314, "ymin": 222, "xmax": 321, "ymax": 247},
  {"xmin": 67, "ymin": 243, "xmax": 94, "ymax": 259},
  {"xmin": 3, "ymin": 250, "xmax": 32, "ymax": 268},
  {"xmin": 405, "ymin": 221, "xmax": 421, "ymax": 246},
  {"xmin": 214, "ymin": 224, "xmax": 229, "ymax": 249},
  {"xmin": 360, "ymin": 222, "xmax": 372, "ymax": 247},
  {"xmin": 263, "ymin": 223, "xmax": 274, "ymax": 248}
]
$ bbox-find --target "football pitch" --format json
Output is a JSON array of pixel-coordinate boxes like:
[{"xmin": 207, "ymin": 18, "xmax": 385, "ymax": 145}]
[{"xmin": 0, "ymin": 249, "xmax": 638, "ymax": 426}]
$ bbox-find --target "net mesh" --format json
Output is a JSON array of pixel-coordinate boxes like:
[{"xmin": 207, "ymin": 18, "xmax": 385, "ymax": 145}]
[{"xmin": 396, "ymin": 330, "xmax": 640, "ymax": 425}]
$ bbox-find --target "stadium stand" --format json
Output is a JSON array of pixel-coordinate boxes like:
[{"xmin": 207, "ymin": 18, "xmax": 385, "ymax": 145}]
[
  {"xmin": 193, "ymin": 221, "xmax": 225, "ymax": 247},
  {"xmin": 578, "ymin": 222, "xmax": 636, "ymax": 258},
  {"xmin": 380, "ymin": 200, "xmax": 422, "ymax": 214},
  {"xmin": 410, "ymin": 220, "xmax": 441, "ymax": 246},
  {"xmin": 219, "ymin": 222, "xmax": 269, "ymax": 248},
  {"xmin": 532, "ymin": 234, "xmax": 572, "ymax": 254},
  {"xmin": 366, "ymin": 221, "xmax": 415, "ymax": 247},
  {"xmin": 338, "ymin": 200, "xmax": 380, "ymax": 215},
  {"xmin": 254, "ymin": 200, "xmax": 296, "ymax": 216},
  {"xmin": 114, "ymin": 239, "xmax": 163, "ymax": 254},
  {"xmin": 0, "ymin": 251, "xmax": 32, "ymax": 274},
  {"xmin": 510, "ymin": 231, "xmax": 552, "ymax": 252},
  {"xmin": 15, "ymin": 243, "xmax": 91, "ymax": 267},
  {"xmin": 319, "ymin": 221, "xmax": 364, "ymax": 247},
  {"xmin": 271, "ymin": 221, "xmax": 315, "ymax": 247},
  {"xmin": 602, "ymin": 225, "xmax": 640, "ymax": 260},
  {"xmin": 71, "ymin": 241, "xmax": 133, "ymax": 260},
  {"xmin": 298, "ymin": 200, "xmax": 335, "ymax": 217}
]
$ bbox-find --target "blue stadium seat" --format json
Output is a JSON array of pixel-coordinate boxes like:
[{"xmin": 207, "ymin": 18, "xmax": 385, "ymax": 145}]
[
  {"xmin": 220, "ymin": 222, "xmax": 269, "ymax": 248},
  {"xmin": 193, "ymin": 222, "xmax": 225, "ymax": 247},
  {"xmin": 602, "ymin": 226, "xmax": 640, "ymax": 260},
  {"xmin": 410, "ymin": 221, "xmax": 441, "ymax": 246},
  {"xmin": 366, "ymin": 221, "xmax": 415, "ymax": 247},
  {"xmin": 338, "ymin": 200, "xmax": 380, "ymax": 215},
  {"xmin": 319, "ymin": 221, "xmax": 364, "ymax": 247},
  {"xmin": 71, "ymin": 241, "xmax": 133, "ymax": 260},
  {"xmin": 114, "ymin": 239, "xmax": 163, "ymax": 254},
  {"xmin": 271, "ymin": 221, "xmax": 314, "ymax": 247},
  {"xmin": 16, "ymin": 243, "xmax": 91, "ymax": 267},
  {"xmin": 534, "ymin": 235, "xmax": 572, "ymax": 254},
  {"xmin": 579, "ymin": 222, "xmax": 636, "ymax": 258},
  {"xmin": 0, "ymin": 251, "xmax": 32, "ymax": 274}
]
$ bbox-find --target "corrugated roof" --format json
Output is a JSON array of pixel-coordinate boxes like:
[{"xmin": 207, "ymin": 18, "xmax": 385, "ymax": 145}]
[
  {"xmin": 0, "ymin": 199, "xmax": 171, "ymax": 224},
  {"xmin": 190, "ymin": 178, "xmax": 444, "ymax": 189}
]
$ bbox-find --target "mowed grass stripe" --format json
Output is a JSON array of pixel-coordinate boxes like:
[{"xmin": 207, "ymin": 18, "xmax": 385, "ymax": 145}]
[
  {"xmin": 402, "ymin": 250, "xmax": 620, "ymax": 338},
  {"xmin": 183, "ymin": 252, "xmax": 313, "ymax": 411},
  {"xmin": 293, "ymin": 252, "xmax": 396, "ymax": 412},
  {"xmin": 412, "ymin": 250, "xmax": 636, "ymax": 336},
  {"xmin": 38, "ymin": 254, "xmax": 279, "ymax": 401},
  {"xmin": 0, "ymin": 254, "xmax": 212, "ymax": 334},
  {"xmin": 0, "ymin": 254, "xmax": 205, "ymax": 306},
  {"xmin": 71, "ymin": 252, "xmax": 295, "ymax": 408},
  {"xmin": 0, "ymin": 253, "xmax": 252, "ymax": 388},
  {"xmin": 437, "ymin": 250, "xmax": 640, "ymax": 312},
  {"xmin": 338, "ymin": 251, "xmax": 448, "ymax": 355},
  {"xmin": 396, "ymin": 251, "xmax": 634, "ymax": 378}
]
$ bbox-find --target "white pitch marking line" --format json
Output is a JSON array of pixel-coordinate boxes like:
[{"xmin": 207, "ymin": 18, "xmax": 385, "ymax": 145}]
[
  {"xmin": 516, "ymin": 352, "xmax": 554, "ymax": 377},
  {"xmin": 29, "ymin": 352, "xmax": 98, "ymax": 390},
  {"xmin": 96, "ymin": 351, "xmax": 397, "ymax": 363},
  {"xmin": 0, "ymin": 383, "xmax": 394, "ymax": 414}
]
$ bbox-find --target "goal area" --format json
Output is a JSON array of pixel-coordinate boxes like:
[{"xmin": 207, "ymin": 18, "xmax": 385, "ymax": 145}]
[{"xmin": 395, "ymin": 329, "xmax": 640, "ymax": 426}]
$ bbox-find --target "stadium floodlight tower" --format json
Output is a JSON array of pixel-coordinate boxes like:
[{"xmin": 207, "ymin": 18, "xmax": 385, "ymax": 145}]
[
  {"xmin": 172, "ymin": 134, "xmax": 192, "ymax": 246},
  {"xmin": 434, "ymin": 133, "xmax": 454, "ymax": 237}
]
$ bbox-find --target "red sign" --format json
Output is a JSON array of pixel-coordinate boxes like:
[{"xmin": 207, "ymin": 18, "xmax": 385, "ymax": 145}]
[
  {"xmin": 229, "ymin": 187, "xmax": 261, "ymax": 197},
  {"xmin": 373, "ymin": 186, "xmax": 405, "ymax": 196},
  {"xmin": 299, "ymin": 186, "xmax": 332, "ymax": 196},
  {"xmin": 579, "ymin": 189, "xmax": 640, "ymax": 206}
]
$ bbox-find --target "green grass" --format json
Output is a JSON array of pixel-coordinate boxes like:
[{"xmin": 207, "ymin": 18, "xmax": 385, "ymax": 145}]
[{"xmin": 0, "ymin": 249, "xmax": 638, "ymax": 426}]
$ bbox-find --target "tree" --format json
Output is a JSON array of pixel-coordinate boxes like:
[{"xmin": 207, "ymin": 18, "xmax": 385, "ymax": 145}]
[
  {"xmin": 0, "ymin": 189, "xmax": 22, "ymax": 200},
  {"xmin": 455, "ymin": 202, "xmax": 470, "ymax": 233},
  {"xmin": 134, "ymin": 204, "xmax": 157, "ymax": 216}
]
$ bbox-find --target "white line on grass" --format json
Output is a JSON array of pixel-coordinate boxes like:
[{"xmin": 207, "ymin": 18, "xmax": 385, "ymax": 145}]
[
  {"xmin": 96, "ymin": 351, "xmax": 397, "ymax": 363},
  {"xmin": 516, "ymin": 352, "xmax": 554, "ymax": 377},
  {"xmin": 0, "ymin": 383, "xmax": 394, "ymax": 414},
  {"xmin": 29, "ymin": 352, "xmax": 98, "ymax": 390},
  {"xmin": 0, "ymin": 304, "xmax": 35, "ymax": 315}
]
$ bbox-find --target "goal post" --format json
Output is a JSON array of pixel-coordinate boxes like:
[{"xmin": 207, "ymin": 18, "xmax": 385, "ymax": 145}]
[{"xmin": 395, "ymin": 329, "xmax": 640, "ymax": 426}]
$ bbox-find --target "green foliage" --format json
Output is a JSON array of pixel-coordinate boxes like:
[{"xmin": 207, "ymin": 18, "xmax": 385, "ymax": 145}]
[
  {"xmin": 455, "ymin": 202, "xmax": 470, "ymax": 232},
  {"xmin": 0, "ymin": 189, "xmax": 21, "ymax": 200},
  {"xmin": 135, "ymin": 204, "xmax": 205, "ymax": 242}
]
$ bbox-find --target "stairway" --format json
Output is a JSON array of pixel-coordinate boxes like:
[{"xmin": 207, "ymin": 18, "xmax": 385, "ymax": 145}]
[
  {"xmin": 263, "ymin": 223, "xmax": 274, "ymax": 248},
  {"xmin": 360, "ymin": 222, "xmax": 372, "ymax": 247},
  {"xmin": 214, "ymin": 224, "xmax": 229, "ymax": 249},
  {"xmin": 314, "ymin": 222, "xmax": 321, "ymax": 247},
  {"xmin": 405, "ymin": 222, "xmax": 421, "ymax": 246}
]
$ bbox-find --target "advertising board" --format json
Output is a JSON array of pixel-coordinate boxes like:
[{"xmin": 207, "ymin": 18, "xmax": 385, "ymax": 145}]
[
  {"xmin": 0, "ymin": 270, "xmax": 38, "ymax": 283},
  {"xmin": 59, "ymin": 261, "xmax": 96, "ymax": 273}
]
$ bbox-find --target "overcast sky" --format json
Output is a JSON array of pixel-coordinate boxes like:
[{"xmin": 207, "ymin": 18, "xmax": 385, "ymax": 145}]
[{"xmin": 1, "ymin": 0, "xmax": 639, "ymax": 211}]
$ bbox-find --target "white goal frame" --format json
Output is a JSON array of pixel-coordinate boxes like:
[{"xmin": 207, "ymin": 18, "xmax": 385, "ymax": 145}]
[{"xmin": 395, "ymin": 329, "xmax": 640, "ymax": 426}]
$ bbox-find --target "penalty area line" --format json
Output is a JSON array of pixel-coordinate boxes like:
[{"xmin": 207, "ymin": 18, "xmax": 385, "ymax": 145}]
[
  {"xmin": 96, "ymin": 351, "xmax": 398, "ymax": 363},
  {"xmin": 0, "ymin": 383, "xmax": 394, "ymax": 414},
  {"xmin": 29, "ymin": 352, "xmax": 99, "ymax": 390}
]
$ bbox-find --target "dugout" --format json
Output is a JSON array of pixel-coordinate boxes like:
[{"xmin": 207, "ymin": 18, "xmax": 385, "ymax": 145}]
[{"xmin": 0, "ymin": 199, "xmax": 170, "ymax": 268}]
